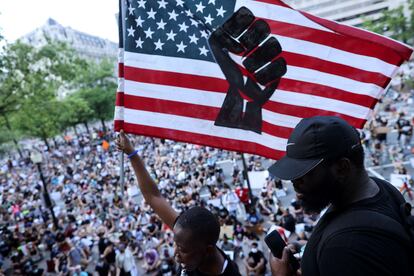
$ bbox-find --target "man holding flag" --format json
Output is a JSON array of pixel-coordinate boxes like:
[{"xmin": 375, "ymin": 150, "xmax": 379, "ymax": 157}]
[
  {"xmin": 115, "ymin": 0, "xmax": 414, "ymax": 275},
  {"xmin": 116, "ymin": 130, "xmax": 241, "ymax": 276}
]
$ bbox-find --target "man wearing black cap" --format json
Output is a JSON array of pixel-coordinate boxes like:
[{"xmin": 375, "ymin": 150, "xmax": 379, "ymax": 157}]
[{"xmin": 267, "ymin": 116, "xmax": 413, "ymax": 276}]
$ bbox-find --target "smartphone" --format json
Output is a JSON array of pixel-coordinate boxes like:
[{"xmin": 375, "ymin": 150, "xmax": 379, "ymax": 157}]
[
  {"xmin": 264, "ymin": 228, "xmax": 286, "ymax": 258},
  {"xmin": 265, "ymin": 228, "xmax": 300, "ymax": 271}
]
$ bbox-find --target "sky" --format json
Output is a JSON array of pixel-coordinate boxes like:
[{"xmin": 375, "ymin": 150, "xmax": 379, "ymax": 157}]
[{"xmin": 0, "ymin": 0, "xmax": 119, "ymax": 43}]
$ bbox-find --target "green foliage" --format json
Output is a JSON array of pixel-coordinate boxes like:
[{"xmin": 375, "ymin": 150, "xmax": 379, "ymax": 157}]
[
  {"xmin": 60, "ymin": 96, "xmax": 93, "ymax": 129},
  {"xmin": 363, "ymin": 0, "xmax": 414, "ymax": 44},
  {"xmin": 72, "ymin": 58, "xmax": 117, "ymax": 127},
  {"xmin": 0, "ymin": 42, "xmax": 36, "ymax": 115},
  {"xmin": 0, "ymin": 37, "xmax": 117, "ymax": 150},
  {"xmin": 0, "ymin": 40, "xmax": 89, "ymax": 145},
  {"xmin": 14, "ymin": 92, "xmax": 64, "ymax": 144},
  {"xmin": 0, "ymin": 124, "xmax": 13, "ymax": 145}
]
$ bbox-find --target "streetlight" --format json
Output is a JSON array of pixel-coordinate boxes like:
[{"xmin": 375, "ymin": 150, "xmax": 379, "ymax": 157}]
[{"xmin": 31, "ymin": 150, "xmax": 59, "ymax": 230}]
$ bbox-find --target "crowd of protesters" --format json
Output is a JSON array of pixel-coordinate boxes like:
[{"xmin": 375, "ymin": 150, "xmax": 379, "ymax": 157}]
[
  {"xmin": 0, "ymin": 126, "xmax": 320, "ymax": 275},
  {"xmin": 0, "ymin": 89, "xmax": 413, "ymax": 275},
  {"xmin": 361, "ymin": 91, "xmax": 414, "ymax": 171}
]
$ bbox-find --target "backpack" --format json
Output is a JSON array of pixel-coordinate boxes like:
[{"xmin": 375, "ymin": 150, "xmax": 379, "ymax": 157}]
[{"xmin": 316, "ymin": 178, "xmax": 414, "ymax": 262}]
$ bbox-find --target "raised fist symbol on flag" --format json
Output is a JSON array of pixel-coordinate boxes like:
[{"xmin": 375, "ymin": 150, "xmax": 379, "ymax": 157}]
[{"xmin": 209, "ymin": 7, "xmax": 287, "ymax": 134}]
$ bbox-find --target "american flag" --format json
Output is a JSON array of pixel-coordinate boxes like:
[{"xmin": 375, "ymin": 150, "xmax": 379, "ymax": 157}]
[{"xmin": 114, "ymin": 0, "xmax": 412, "ymax": 160}]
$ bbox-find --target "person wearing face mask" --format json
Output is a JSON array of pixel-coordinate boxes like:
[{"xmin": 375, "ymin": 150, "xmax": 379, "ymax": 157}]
[
  {"xmin": 158, "ymin": 243, "xmax": 176, "ymax": 275},
  {"xmin": 244, "ymin": 242, "xmax": 266, "ymax": 276}
]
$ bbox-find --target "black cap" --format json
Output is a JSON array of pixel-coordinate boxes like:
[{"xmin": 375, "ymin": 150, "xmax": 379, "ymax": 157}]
[{"xmin": 268, "ymin": 116, "xmax": 361, "ymax": 180}]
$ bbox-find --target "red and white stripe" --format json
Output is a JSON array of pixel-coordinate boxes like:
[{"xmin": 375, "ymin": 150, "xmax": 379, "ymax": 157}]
[{"xmin": 114, "ymin": 0, "xmax": 412, "ymax": 160}]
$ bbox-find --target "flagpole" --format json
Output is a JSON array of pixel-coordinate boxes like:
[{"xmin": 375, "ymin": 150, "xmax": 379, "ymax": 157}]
[
  {"xmin": 240, "ymin": 153, "xmax": 254, "ymax": 209},
  {"xmin": 120, "ymin": 139, "xmax": 125, "ymax": 202}
]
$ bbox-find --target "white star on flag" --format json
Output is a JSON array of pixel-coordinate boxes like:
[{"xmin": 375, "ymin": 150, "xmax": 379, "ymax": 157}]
[
  {"xmin": 137, "ymin": 0, "xmax": 146, "ymax": 8},
  {"xmin": 147, "ymin": 8, "xmax": 157, "ymax": 19},
  {"xmin": 128, "ymin": 4, "xmax": 135, "ymax": 15},
  {"xmin": 195, "ymin": 2, "xmax": 206, "ymax": 13},
  {"xmin": 189, "ymin": 34, "xmax": 199, "ymax": 44},
  {"xmin": 200, "ymin": 30, "xmax": 209, "ymax": 38},
  {"xmin": 166, "ymin": 30, "xmax": 177, "ymax": 41},
  {"xmin": 127, "ymin": 25, "xmax": 135, "ymax": 37},
  {"xmin": 199, "ymin": 45, "xmax": 209, "ymax": 56},
  {"xmin": 208, "ymin": 0, "xmax": 216, "ymax": 5},
  {"xmin": 178, "ymin": 22, "xmax": 189, "ymax": 33},
  {"xmin": 176, "ymin": 0, "xmax": 184, "ymax": 7},
  {"xmin": 154, "ymin": 39, "xmax": 165, "ymax": 50},
  {"xmin": 176, "ymin": 41, "xmax": 187, "ymax": 53},
  {"xmin": 157, "ymin": 0, "xmax": 168, "ymax": 9},
  {"xmin": 216, "ymin": 6, "xmax": 226, "ymax": 17},
  {"xmin": 185, "ymin": 10, "xmax": 193, "ymax": 17},
  {"xmin": 144, "ymin": 27, "xmax": 154, "ymax": 39},
  {"xmin": 168, "ymin": 10, "xmax": 179, "ymax": 21},
  {"xmin": 135, "ymin": 16, "xmax": 144, "ymax": 27},
  {"xmin": 156, "ymin": 19, "xmax": 167, "ymax": 30},
  {"xmin": 205, "ymin": 14, "xmax": 214, "ymax": 25},
  {"xmin": 135, "ymin": 37, "xmax": 144, "ymax": 48}
]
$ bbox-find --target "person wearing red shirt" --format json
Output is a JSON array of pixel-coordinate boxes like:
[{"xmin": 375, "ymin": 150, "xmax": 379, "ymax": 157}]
[{"xmin": 235, "ymin": 184, "xmax": 250, "ymax": 211}]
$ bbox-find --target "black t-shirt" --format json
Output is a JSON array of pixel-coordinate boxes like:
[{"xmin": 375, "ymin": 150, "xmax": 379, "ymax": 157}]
[
  {"xmin": 397, "ymin": 118, "xmax": 412, "ymax": 135},
  {"xmin": 281, "ymin": 214, "xmax": 296, "ymax": 233},
  {"xmin": 176, "ymin": 248, "xmax": 240, "ymax": 276},
  {"xmin": 98, "ymin": 238, "xmax": 116, "ymax": 264},
  {"xmin": 301, "ymin": 178, "xmax": 413, "ymax": 276},
  {"xmin": 248, "ymin": 250, "xmax": 266, "ymax": 267},
  {"xmin": 98, "ymin": 238, "xmax": 110, "ymax": 255}
]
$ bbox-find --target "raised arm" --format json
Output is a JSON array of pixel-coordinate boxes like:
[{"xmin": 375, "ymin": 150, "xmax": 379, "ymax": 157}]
[{"xmin": 116, "ymin": 130, "xmax": 178, "ymax": 228}]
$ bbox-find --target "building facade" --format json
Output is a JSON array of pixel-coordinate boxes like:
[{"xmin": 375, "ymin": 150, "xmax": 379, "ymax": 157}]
[
  {"xmin": 20, "ymin": 18, "xmax": 118, "ymax": 98},
  {"xmin": 20, "ymin": 18, "xmax": 117, "ymax": 61},
  {"xmin": 284, "ymin": 0, "xmax": 408, "ymax": 26}
]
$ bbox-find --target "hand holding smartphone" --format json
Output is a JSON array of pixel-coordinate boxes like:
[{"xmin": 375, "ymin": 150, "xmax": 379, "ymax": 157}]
[{"xmin": 264, "ymin": 227, "xmax": 300, "ymax": 271}]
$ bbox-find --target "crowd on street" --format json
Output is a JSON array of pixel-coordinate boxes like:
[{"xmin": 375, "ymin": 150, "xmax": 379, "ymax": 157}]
[
  {"xmin": 0, "ymin": 88, "xmax": 413, "ymax": 276},
  {"xmin": 0, "ymin": 128, "xmax": 312, "ymax": 276}
]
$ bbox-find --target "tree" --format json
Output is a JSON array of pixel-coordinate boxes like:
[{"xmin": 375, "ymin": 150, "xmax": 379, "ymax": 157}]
[
  {"xmin": 73, "ymin": 58, "xmax": 117, "ymax": 132},
  {"xmin": 0, "ymin": 40, "xmax": 87, "ymax": 151},
  {"xmin": 60, "ymin": 96, "xmax": 94, "ymax": 134},
  {"xmin": 0, "ymin": 119, "xmax": 15, "ymax": 155},
  {"xmin": 0, "ymin": 42, "xmax": 37, "ymax": 157},
  {"xmin": 14, "ymin": 92, "xmax": 64, "ymax": 150},
  {"xmin": 363, "ymin": 1, "xmax": 414, "ymax": 44}
]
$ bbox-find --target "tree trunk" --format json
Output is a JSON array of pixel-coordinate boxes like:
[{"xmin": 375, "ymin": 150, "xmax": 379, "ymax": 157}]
[
  {"xmin": 43, "ymin": 137, "xmax": 50, "ymax": 151},
  {"xmin": 73, "ymin": 125, "xmax": 78, "ymax": 136},
  {"xmin": 84, "ymin": 122, "xmax": 90, "ymax": 135},
  {"xmin": 53, "ymin": 137, "xmax": 58, "ymax": 148},
  {"xmin": 3, "ymin": 115, "xmax": 23, "ymax": 158},
  {"xmin": 100, "ymin": 118, "xmax": 107, "ymax": 133},
  {"xmin": 12, "ymin": 139, "xmax": 22, "ymax": 158}
]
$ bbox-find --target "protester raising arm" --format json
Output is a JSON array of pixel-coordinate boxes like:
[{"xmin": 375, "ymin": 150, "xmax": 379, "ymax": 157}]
[{"xmin": 116, "ymin": 130, "xmax": 178, "ymax": 229}]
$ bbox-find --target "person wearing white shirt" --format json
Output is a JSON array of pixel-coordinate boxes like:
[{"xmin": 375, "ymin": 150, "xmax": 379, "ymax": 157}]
[
  {"xmin": 116, "ymin": 243, "xmax": 136, "ymax": 276},
  {"xmin": 222, "ymin": 186, "xmax": 240, "ymax": 217}
]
